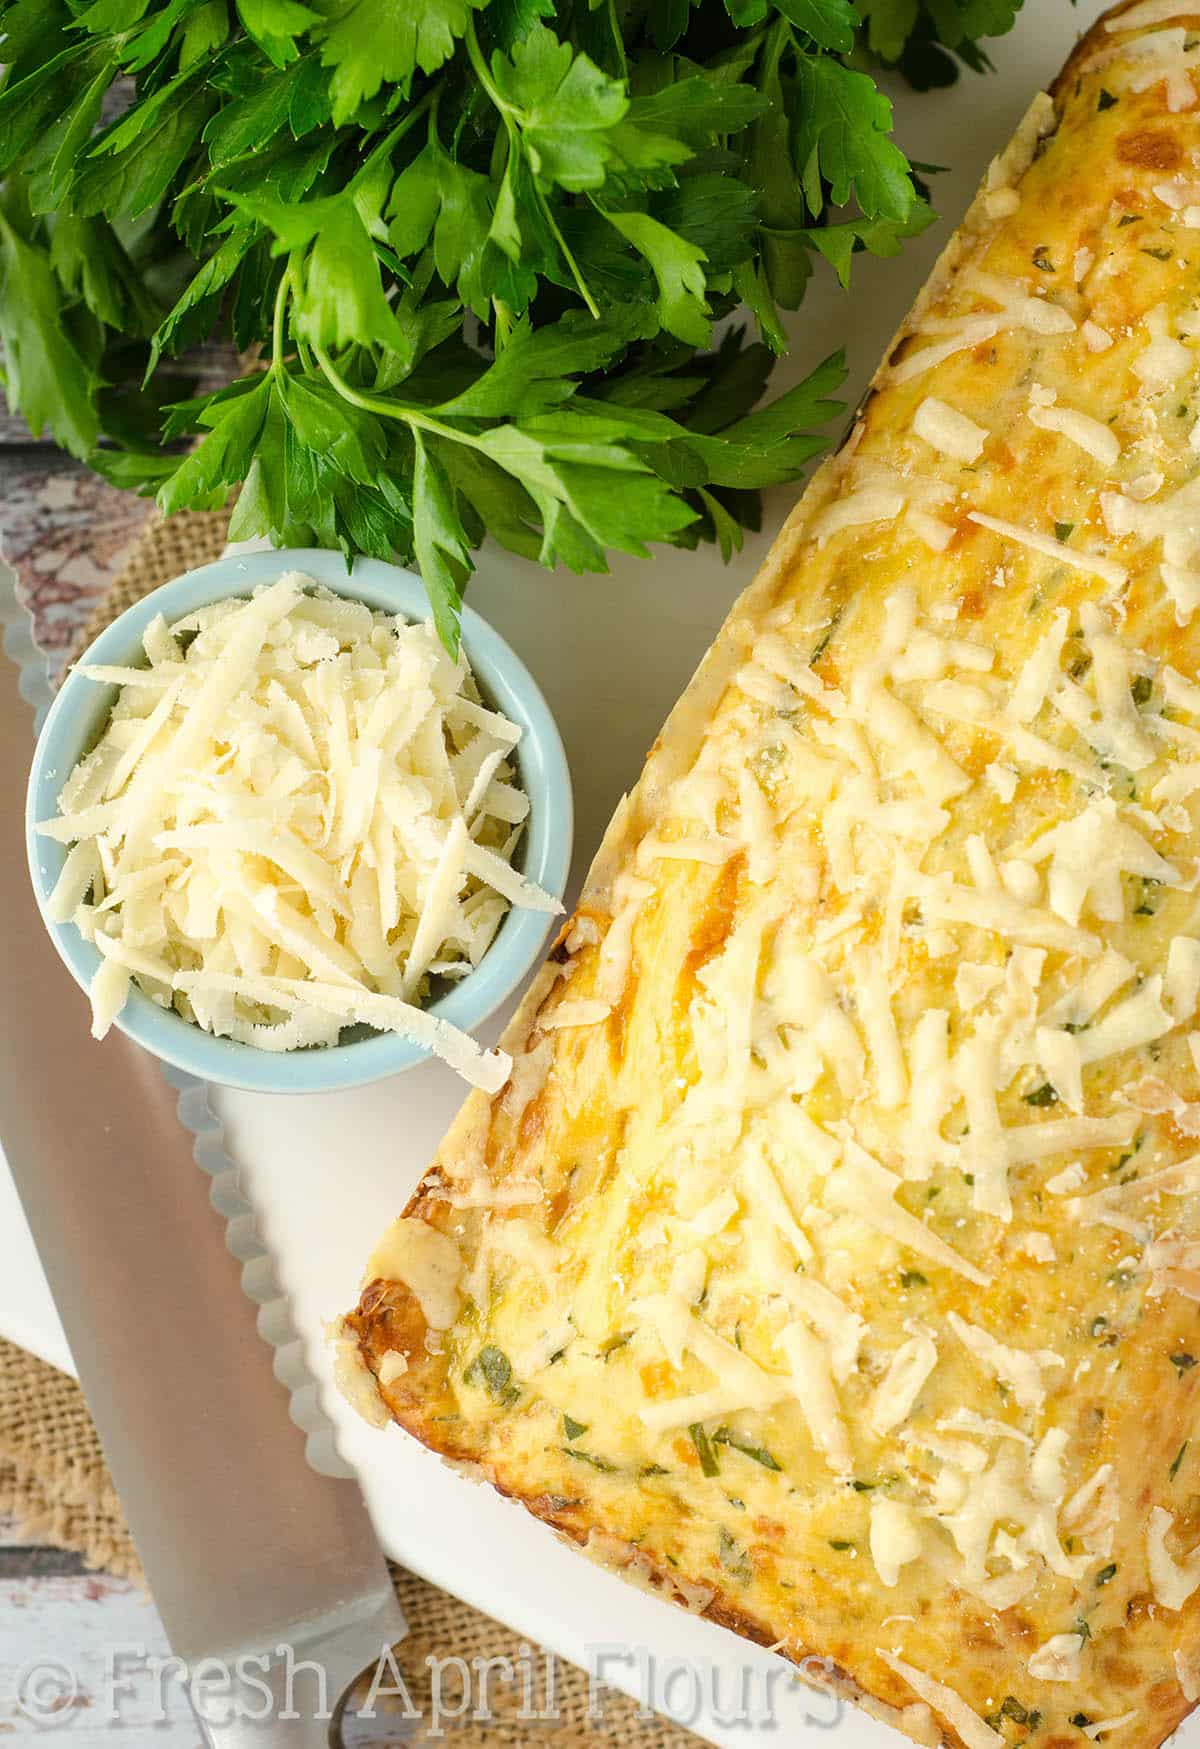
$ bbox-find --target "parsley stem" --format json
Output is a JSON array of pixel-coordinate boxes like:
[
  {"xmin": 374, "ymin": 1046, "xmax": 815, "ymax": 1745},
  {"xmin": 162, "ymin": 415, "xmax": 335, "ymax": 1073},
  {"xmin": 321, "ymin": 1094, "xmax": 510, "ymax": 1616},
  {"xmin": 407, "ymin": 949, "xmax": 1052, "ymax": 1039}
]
[
  {"xmin": 313, "ymin": 345, "xmax": 484, "ymax": 451},
  {"xmin": 269, "ymin": 266, "xmax": 291, "ymax": 371},
  {"xmin": 463, "ymin": 15, "xmax": 600, "ymax": 319},
  {"xmin": 760, "ymin": 17, "xmax": 792, "ymax": 103},
  {"xmin": 606, "ymin": 0, "xmax": 628, "ymax": 79},
  {"xmin": 351, "ymin": 87, "xmax": 437, "ymax": 191},
  {"xmin": 533, "ymin": 181, "xmax": 600, "ymax": 318},
  {"xmin": 463, "ymin": 18, "xmax": 515, "ymax": 117},
  {"xmin": 488, "ymin": 120, "xmax": 508, "ymax": 185}
]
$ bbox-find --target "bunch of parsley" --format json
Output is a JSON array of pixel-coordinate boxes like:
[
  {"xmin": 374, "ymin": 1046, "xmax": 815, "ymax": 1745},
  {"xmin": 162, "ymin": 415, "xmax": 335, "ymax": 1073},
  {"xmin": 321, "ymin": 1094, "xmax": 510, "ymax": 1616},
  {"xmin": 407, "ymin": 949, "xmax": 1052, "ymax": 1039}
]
[{"xmin": 0, "ymin": 0, "xmax": 1021, "ymax": 648}]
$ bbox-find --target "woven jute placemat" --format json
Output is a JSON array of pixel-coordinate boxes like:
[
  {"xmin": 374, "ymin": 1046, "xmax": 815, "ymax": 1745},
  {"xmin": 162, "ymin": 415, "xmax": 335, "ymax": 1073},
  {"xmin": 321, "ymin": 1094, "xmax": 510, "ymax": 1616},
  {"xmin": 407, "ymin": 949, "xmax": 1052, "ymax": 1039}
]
[{"xmin": 2, "ymin": 507, "xmax": 699, "ymax": 1748}]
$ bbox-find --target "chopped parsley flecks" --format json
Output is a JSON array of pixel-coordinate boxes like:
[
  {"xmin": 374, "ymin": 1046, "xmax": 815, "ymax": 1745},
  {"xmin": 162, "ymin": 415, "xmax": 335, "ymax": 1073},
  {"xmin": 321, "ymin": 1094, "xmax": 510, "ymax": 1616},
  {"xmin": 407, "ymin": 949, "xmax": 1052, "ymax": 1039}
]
[
  {"xmin": 811, "ymin": 606, "xmax": 844, "ymax": 668},
  {"xmin": 689, "ymin": 1422, "xmax": 721, "ymax": 1477},
  {"xmin": 562, "ymin": 1447, "xmax": 614, "ymax": 1473},
  {"xmin": 464, "ymin": 1345, "xmax": 520, "ymax": 1406},
  {"xmin": 1024, "ymin": 1082, "xmax": 1060, "ymax": 1108},
  {"xmin": 1134, "ymin": 877, "xmax": 1163, "ymax": 916},
  {"xmin": 990, "ymin": 1697, "xmax": 1041, "ymax": 1731},
  {"xmin": 714, "ymin": 1427, "xmax": 782, "ymax": 1471},
  {"xmin": 718, "ymin": 1526, "xmax": 752, "ymax": 1584}
]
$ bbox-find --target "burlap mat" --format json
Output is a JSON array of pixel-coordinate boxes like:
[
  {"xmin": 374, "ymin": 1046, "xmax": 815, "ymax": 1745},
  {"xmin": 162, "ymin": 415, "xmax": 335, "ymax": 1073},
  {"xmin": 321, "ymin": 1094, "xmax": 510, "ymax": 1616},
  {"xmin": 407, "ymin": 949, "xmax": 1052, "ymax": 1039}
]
[
  {"xmin": 2, "ymin": 507, "xmax": 698, "ymax": 1748},
  {"xmin": 66, "ymin": 503, "xmax": 232, "ymax": 664}
]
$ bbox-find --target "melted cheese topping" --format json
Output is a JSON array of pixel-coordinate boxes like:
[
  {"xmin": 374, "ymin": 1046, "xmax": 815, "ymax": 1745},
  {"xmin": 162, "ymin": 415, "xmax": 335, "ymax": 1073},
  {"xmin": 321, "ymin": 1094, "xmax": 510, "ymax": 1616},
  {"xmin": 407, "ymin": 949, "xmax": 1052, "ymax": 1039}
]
[
  {"xmin": 366, "ymin": 1217, "xmax": 462, "ymax": 1329},
  {"xmin": 354, "ymin": 24, "xmax": 1200, "ymax": 1749}
]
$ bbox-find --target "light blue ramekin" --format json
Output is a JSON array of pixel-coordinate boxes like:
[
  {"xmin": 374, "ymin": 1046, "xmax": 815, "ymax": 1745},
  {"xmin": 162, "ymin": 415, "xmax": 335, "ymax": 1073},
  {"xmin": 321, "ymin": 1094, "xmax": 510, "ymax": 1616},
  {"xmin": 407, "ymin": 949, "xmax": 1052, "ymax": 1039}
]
[{"xmin": 26, "ymin": 549, "xmax": 573, "ymax": 1094}]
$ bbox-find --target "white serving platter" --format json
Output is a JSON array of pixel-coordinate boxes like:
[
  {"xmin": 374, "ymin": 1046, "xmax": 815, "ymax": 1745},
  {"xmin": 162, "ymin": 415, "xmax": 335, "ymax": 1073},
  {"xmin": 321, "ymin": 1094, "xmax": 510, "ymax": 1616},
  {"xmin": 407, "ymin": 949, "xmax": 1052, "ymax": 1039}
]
[{"xmin": 0, "ymin": 5, "xmax": 1119, "ymax": 1739}]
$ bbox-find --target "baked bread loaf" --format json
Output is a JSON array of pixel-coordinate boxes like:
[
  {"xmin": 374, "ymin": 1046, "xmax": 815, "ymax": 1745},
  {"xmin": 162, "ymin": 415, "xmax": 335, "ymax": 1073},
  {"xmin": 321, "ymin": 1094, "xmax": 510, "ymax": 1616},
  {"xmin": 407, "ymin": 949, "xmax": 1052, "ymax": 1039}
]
[{"xmin": 337, "ymin": 6, "xmax": 1200, "ymax": 1744}]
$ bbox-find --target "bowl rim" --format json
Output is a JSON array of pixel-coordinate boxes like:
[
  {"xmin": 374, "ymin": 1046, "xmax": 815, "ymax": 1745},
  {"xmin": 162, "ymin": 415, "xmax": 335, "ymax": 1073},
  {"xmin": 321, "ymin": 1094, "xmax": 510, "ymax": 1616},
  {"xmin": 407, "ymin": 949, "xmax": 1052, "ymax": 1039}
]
[{"xmin": 25, "ymin": 548, "xmax": 573, "ymax": 1094}]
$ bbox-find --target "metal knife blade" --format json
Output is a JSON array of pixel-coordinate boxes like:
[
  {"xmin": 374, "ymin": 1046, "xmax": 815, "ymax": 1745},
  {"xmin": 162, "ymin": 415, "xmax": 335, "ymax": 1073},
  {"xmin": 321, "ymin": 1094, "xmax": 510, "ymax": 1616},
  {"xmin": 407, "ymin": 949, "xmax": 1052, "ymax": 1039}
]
[{"xmin": 0, "ymin": 592, "xmax": 406, "ymax": 1744}]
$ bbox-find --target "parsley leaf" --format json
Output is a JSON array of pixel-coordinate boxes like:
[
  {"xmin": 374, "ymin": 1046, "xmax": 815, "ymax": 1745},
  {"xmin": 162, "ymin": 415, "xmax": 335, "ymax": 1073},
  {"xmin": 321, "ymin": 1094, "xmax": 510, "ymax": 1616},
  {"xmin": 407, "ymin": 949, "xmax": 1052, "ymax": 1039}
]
[
  {"xmin": 806, "ymin": 203, "xmax": 935, "ymax": 287},
  {"xmin": 462, "ymin": 1343, "xmax": 520, "ymax": 1404},
  {"xmin": 181, "ymin": 2, "xmax": 231, "ymax": 69},
  {"xmin": 74, "ymin": 75, "xmax": 212, "ymax": 219},
  {"xmin": 0, "ymin": 209, "xmax": 99, "ymax": 457},
  {"xmin": 158, "ymin": 376, "xmax": 271, "ymax": 516},
  {"xmin": 237, "ymin": 0, "xmax": 318, "ymax": 69},
  {"xmin": 603, "ymin": 210, "xmax": 710, "ymax": 347},
  {"xmin": 317, "ymin": 0, "xmax": 488, "ymax": 122},
  {"xmin": 689, "ymin": 1422, "xmax": 721, "ymax": 1476},
  {"xmin": 488, "ymin": 25, "xmax": 630, "ymax": 193},
  {"xmin": 387, "ymin": 137, "xmax": 496, "ymax": 313},
  {"xmin": 775, "ymin": 0, "xmax": 859, "ymax": 54},
  {"xmin": 792, "ymin": 53, "xmax": 916, "ymax": 221},
  {"xmin": 227, "ymin": 188, "xmax": 408, "ymax": 352},
  {"xmin": 412, "ymin": 428, "xmax": 471, "ymax": 651}
]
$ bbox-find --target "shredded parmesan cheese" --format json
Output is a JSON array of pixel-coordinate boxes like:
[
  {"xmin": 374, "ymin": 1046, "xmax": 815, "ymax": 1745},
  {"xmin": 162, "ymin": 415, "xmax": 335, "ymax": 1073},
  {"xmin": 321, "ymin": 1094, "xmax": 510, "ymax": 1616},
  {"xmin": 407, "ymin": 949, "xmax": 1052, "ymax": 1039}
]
[
  {"xmin": 811, "ymin": 487, "xmax": 906, "ymax": 545},
  {"xmin": 1027, "ymin": 385, "xmax": 1121, "ymax": 467},
  {"xmin": 870, "ymin": 1497, "xmax": 923, "ymax": 1586},
  {"xmin": 1081, "ymin": 1715, "xmax": 1139, "ymax": 1740},
  {"xmin": 870, "ymin": 1333, "xmax": 938, "ymax": 1435},
  {"xmin": 913, "ymin": 398, "xmax": 988, "ymax": 463},
  {"xmin": 948, "ymin": 1313, "xmax": 1063, "ymax": 1411},
  {"xmin": 877, "ymin": 1652, "xmax": 1002, "ymax": 1749},
  {"xmin": 967, "ymin": 511, "xmax": 1127, "ymax": 589},
  {"xmin": 1134, "ymin": 305, "xmax": 1193, "ymax": 391},
  {"xmin": 1027, "ymin": 1633, "xmax": 1085, "ymax": 1683},
  {"xmin": 890, "ymin": 318, "xmax": 1002, "ymax": 386},
  {"xmin": 1148, "ymin": 1506, "xmax": 1200, "ymax": 1609},
  {"xmin": 39, "ymin": 576, "xmax": 561, "ymax": 1085}
]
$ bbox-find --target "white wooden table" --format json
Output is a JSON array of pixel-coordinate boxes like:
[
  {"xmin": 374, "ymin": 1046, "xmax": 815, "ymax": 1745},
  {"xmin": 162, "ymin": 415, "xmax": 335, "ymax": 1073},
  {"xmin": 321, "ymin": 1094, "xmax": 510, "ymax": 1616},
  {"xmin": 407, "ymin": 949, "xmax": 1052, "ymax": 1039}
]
[{"xmin": 0, "ymin": 1515, "xmax": 200, "ymax": 1742}]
